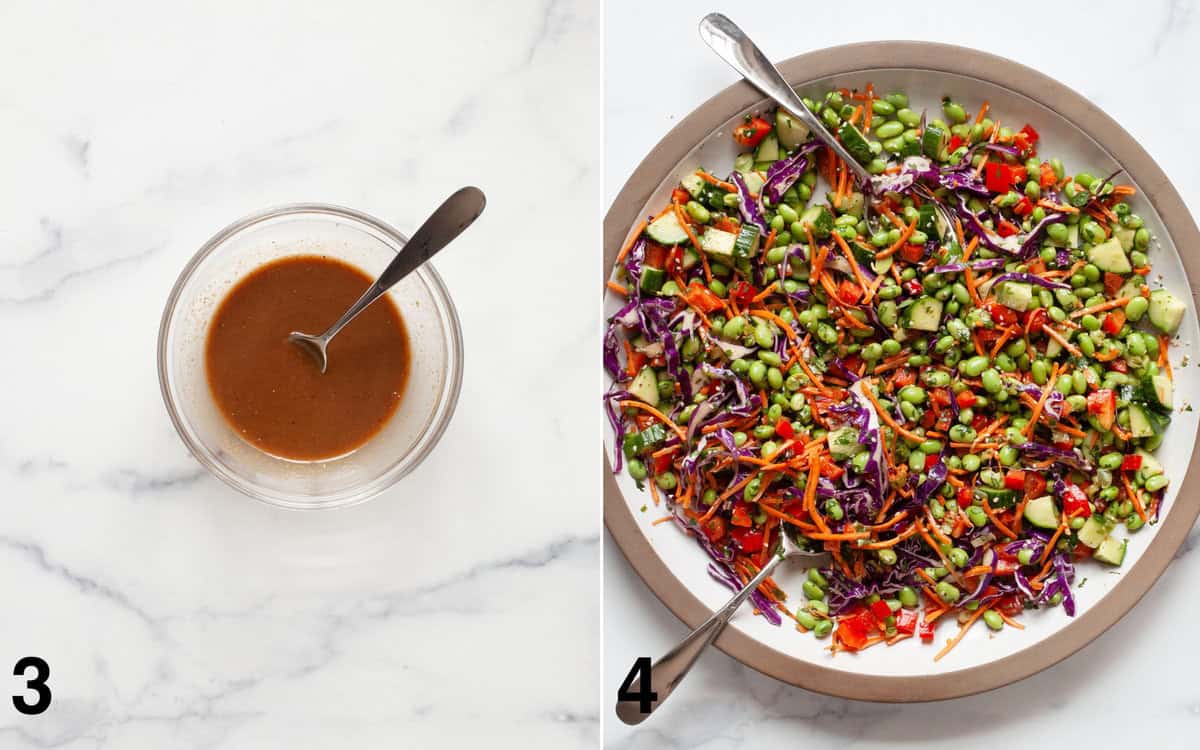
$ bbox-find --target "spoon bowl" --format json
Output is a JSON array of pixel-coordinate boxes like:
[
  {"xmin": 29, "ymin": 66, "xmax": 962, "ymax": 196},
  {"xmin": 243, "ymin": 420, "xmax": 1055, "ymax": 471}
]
[{"xmin": 287, "ymin": 186, "xmax": 486, "ymax": 373}]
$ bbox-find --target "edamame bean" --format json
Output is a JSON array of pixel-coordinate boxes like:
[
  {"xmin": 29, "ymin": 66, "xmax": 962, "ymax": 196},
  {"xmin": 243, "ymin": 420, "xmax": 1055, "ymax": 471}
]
[
  {"xmin": 803, "ymin": 580, "xmax": 826, "ymax": 600},
  {"xmin": 812, "ymin": 619, "xmax": 834, "ymax": 638},
  {"xmin": 627, "ymin": 459, "xmax": 647, "ymax": 481},
  {"xmin": 754, "ymin": 324, "xmax": 774, "ymax": 348},
  {"xmin": 878, "ymin": 548, "xmax": 898, "ymax": 566},
  {"xmin": 962, "ymin": 454, "xmax": 981, "ymax": 472},
  {"xmin": 949, "ymin": 547, "xmax": 970, "ymax": 568},
  {"xmin": 767, "ymin": 367, "xmax": 784, "ymax": 390},
  {"xmin": 942, "ymin": 99, "xmax": 967, "ymax": 124},
  {"xmin": 1098, "ymin": 452, "xmax": 1123, "ymax": 470},
  {"xmin": 983, "ymin": 610, "xmax": 1004, "ymax": 631},
  {"xmin": 936, "ymin": 581, "xmax": 961, "ymax": 603},
  {"xmin": 961, "ymin": 355, "xmax": 990, "ymax": 377},
  {"xmin": 748, "ymin": 361, "xmax": 767, "ymax": 386},
  {"xmin": 981, "ymin": 368, "xmax": 1002, "ymax": 393},
  {"xmin": 685, "ymin": 200, "xmax": 711, "ymax": 224},
  {"xmin": 899, "ymin": 385, "xmax": 927, "ymax": 404},
  {"xmin": 875, "ymin": 120, "xmax": 904, "ymax": 139},
  {"xmin": 967, "ymin": 505, "xmax": 989, "ymax": 527},
  {"xmin": 1125, "ymin": 295, "xmax": 1148, "ymax": 322},
  {"xmin": 1145, "ymin": 474, "xmax": 1169, "ymax": 492},
  {"xmin": 656, "ymin": 472, "xmax": 678, "ymax": 490}
]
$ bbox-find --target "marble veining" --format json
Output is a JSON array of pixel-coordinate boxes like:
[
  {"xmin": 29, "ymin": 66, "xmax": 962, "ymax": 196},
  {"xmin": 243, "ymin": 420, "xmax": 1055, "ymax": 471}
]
[
  {"xmin": 0, "ymin": 0, "xmax": 599, "ymax": 747},
  {"xmin": 605, "ymin": 1, "xmax": 1200, "ymax": 747}
]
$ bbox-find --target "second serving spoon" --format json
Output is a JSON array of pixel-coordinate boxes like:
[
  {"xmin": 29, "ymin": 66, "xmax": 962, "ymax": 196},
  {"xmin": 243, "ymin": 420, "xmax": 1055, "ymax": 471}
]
[{"xmin": 289, "ymin": 186, "xmax": 486, "ymax": 373}]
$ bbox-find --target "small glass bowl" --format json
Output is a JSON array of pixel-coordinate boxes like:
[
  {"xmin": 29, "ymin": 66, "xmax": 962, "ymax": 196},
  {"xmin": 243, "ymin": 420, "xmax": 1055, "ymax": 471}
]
[{"xmin": 157, "ymin": 204, "xmax": 464, "ymax": 510}]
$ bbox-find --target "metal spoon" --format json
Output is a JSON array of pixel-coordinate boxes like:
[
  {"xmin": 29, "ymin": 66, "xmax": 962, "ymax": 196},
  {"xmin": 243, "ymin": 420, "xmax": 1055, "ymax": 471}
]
[
  {"xmin": 614, "ymin": 532, "xmax": 831, "ymax": 725},
  {"xmin": 698, "ymin": 13, "xmax": 872, "ymax": 186},
  {"xmin": 289, "ymin": 186, "xmax": 486, "ymax": 372}
]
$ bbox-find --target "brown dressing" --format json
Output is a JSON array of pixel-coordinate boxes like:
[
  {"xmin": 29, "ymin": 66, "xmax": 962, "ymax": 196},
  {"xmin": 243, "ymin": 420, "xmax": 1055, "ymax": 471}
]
[{"xmin": 205, "ymin": 255, "xmax": 410, "ymax": 461}]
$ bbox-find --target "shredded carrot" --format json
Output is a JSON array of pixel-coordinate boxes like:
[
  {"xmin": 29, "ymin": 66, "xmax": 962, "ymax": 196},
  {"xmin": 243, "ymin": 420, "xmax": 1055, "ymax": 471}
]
[
  {"xmin": 860, "ymin": 379, "xmax": 928, "ymax": 443},
  {"xmin": 876, "ymin": 217, "xmax": 918, "ymax": 259},
  {"xmin": 1041, "ymin": 325, "xmax": 1082, "ymax": 357},
  {"xmin": 1123, "ymin": 473, "xmax": 1148, "ymax": 523},
  {"xmin": 749, "ymin": 309, "xmax": 797, "ymax": 341},
  {"xmin": 695, "ymin": 170, "xmax": 737, "ymax": 192},
  {"xmin": 616, "ymin": 221, "xmax": 646, "ymax": 264},
  {"xmin": 606, "ymin": 280, "xmax": 628, "ymax": 296},
  {"xmin": 619, "ymin": 400, "xmax": 687, "ymax": 442},
  {"xmin": 1070, "ymin": 296, "xmax": 1131, "ymax": 319},
  {"xmin": 934, "ymin": 605, "xmax": 990, "ymax": 662}
]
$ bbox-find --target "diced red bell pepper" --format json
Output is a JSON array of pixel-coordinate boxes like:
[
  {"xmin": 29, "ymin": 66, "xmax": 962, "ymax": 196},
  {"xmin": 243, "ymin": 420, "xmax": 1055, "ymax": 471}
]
[
  {"xmin": 838, "ymin": 279, "xmax": 863, "ymax": 304},
  {"xmin": 996, "ymin": 219, "xmax": 1020, "ymax": 237},
  {"xmin": 984, "ymin": 162, "xmax": 1013, "ymax": 193},
  {"xmin": 1103, "ymin": 272, "xmax": 1125, "ymax": 297},
  {"xmin": 1121, "ymin": 454, "xmax": 1143, "ymax": 471},
  {"xmin": 921, "ymin": 453, "xmax": 938, "ymax": 471},
  {"xmin": 730, "ymin": 501, "xmax": 753, "ymax": 528},
  {"xmin": 625, "ymin": 349, "xmax": 647, "ymax": 378},
  {"xmin": 1024, "ymin": 472, "xmax": 1047, "ymax": 498},
  {"xmin": 683, "ymin": 282, "xmax": 725, "ymax": 313},
  {"xmin": 947, "ymin": 134, "xmax": 965, "ymax": 153},
  {"xmin": 1012, "ymin": 196, "xmax": 1033, "ymax": 217},
  {"xmin": 1087, "ymin": 389, "xmax": 1116, "ymax": 431},
  {"xmin": 986, "ymin": 301, "xmax": 1018, "ymax": 327},
  {"xmin": 893, "ymin": 368, "xmax": 916, "ymax": 387},
  {"xmin": 1053, "ymin": 439, "xmax": 1074, "ymax": 452},
  {"xmin": 1004, "ymin": 470, "xmax": 1027, "ymax": 491},
  {"xmin": 712, "ymin": 216, "xmax": 740, "ymax": 233},
  {"xmin": 733, "ymin": 116, "xmax": 772, "ymax": 147},
  {"xmin": 995, "ymin": 595, "xmax": 1025, "ymax": 617},
  {"xmin": 972, "ymin": 413, "xmax": 990, "ymax": 431},
  {"xmin": 1110, "ymin": 358, "xmax": 1128, "ymax": 373},
  {"xmin": 838, "ymin": 608, "xmax": 877, "ymax": 650},
  {"xmin": 671, "ymin": 187, "xmax": 692, "ymax": 206},
  {"xmin": 730, "ymin": 526, "xmax": 764, "ymax": 553},
  {"xmin": 643, "ymin": 242, "xmax": 668, "ymax": 269},
  {"xmin": 652, "ymin": 451, "xmax": 674, "ymax": 474},
  {"xmin": 701, "ymin": 516, "xmax": 726, "ymax": 543},
  {"xmin": 870, "ymin": 600, "xmax": 893, "ymax": 620},
  {"xmin": 1017, "ymin": 124, "xmax": 1039, "ymax": 150},
  {"xmin": 899, "ymin": 243, "xmax": 925, "ymax": 263},
  {"xmin": 1039, "ymin": 162, "xmax": 1057, "ymax": 189},
  {"xmin": 1010, "ymin": 166, "xmax": 1028, "ymax": 184},
  {"xmin": 775, "ymin": 418, "xmax": 795, "ymax": 440},
  {"xmin": 894, "ymin": 608, "xmax": 918, "ymax": 635},
  {"xmin": 729, "ymin": 281, "xmax": 758, "ymax": 306},
  {"xmin": 957, "ymin": 486, "xmax": 974, "ymax": 509},
  {"xmin": 903, "ymin": 279, "xmax": 924, "ymax": 295},
  {"xmin": 1061, "ymin": 482, "xmax": 1090, "ymax": 518},
  {"xmin": 820, "ymin": 460, "xmax": 845, "ymax": 480},
  {"xmin": 1102, "ymin": 309, "xmax": 1126, "ymax": 335},
  {"xmin": 956, "ymin": 391, "xmax": 977, "ymax": 408},
  {"xmin": 918, "ymin": 617, "xmax": 936, "ymax": 642},
  {"xmin": 994, "ymin": 556, "xmax": 1020, "ymax": 576}
]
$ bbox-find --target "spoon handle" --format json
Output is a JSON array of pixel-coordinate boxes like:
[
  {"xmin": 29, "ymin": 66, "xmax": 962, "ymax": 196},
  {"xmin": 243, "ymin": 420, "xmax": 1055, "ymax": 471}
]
[
  {"xmin": 697, "ymin": 13, "xmax": 870, "ymax": 185},
  {"xmin": 614, "ymin": 551, "xmax": 784, "ymax": 725},
  {"xmin": 318, "ymin": 186, "xmax": 487, "ymax": 342}
]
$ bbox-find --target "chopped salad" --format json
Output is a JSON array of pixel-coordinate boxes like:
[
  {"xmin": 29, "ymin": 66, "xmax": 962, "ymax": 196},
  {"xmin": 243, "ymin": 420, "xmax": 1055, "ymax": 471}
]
[{"xmin": 604, "ymin": 85, "xmax": 1184, "ymax": 658}]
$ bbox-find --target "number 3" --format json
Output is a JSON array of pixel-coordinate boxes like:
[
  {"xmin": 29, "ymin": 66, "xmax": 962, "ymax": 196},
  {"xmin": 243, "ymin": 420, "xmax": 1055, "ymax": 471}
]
[{"xmin": 12, "ymin": 657, "xmax": 51, "ymax": 715}]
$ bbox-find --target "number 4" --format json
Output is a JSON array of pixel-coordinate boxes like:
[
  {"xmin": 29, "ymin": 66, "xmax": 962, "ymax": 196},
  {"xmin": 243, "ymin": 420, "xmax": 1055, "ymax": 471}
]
[
  {"xmin": 616, "ymin": 656, "xmax": 657, "ymax": 714},
  {"xmin": 13, "ymin": 657, "xmax": 51, "ymax": 715}
]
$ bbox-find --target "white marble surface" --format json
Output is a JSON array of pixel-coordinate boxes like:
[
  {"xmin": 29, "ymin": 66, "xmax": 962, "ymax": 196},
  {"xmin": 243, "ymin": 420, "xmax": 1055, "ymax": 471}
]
[
  {"xmin": 0, "ymin": 1, "xmax": 599, "ymax": 747},
  {"xmin": 605, "ymin": 1, "xmax": 1200, "ymax": 746}
]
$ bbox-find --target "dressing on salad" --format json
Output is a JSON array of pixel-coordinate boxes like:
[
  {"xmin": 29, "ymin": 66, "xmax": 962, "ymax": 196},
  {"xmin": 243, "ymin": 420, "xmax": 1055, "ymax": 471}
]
[{"xmin": 605, "ymin": 85, "xmax": 1183, "ymax": 658}]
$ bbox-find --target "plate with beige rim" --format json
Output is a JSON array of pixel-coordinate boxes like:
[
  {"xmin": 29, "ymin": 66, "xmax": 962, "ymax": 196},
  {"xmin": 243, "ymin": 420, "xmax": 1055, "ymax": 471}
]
[{"xmin": 603, "ymin": 41, "xmax": 1200, "ymax": 701}]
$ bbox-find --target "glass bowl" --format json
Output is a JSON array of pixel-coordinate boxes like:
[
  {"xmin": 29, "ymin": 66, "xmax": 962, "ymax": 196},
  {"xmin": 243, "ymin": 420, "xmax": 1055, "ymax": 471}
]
[{"xmin": 157, "ymin": 203, "xmax": 464, "ymax": 510}]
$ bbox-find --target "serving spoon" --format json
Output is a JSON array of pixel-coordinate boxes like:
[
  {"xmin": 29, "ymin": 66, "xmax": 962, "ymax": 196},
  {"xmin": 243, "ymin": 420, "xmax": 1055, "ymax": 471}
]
[
  {"xmin": 614, "ymin": 531, "xmax": 831, "ymax": 725},
  {"xmin": 289, "ymin": 186, "xmax": 486, "ymax": 373},
  {"xmin": 698, "ymin": 13, "xmax": 872, "ymax": 187}
]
